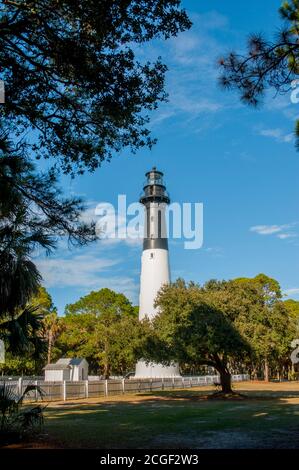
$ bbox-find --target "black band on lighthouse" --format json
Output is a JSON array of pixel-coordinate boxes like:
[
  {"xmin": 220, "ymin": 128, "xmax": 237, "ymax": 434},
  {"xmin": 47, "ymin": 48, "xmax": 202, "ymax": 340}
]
[{"xmin": 143, "ymin": 238, "xmax": 168, "ymax": 250}]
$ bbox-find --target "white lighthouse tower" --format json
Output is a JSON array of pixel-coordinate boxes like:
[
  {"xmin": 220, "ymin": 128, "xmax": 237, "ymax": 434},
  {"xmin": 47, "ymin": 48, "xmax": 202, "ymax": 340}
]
[{"xmin": 135, "ymin": 167, "xmax": 180, "ymax": 378}]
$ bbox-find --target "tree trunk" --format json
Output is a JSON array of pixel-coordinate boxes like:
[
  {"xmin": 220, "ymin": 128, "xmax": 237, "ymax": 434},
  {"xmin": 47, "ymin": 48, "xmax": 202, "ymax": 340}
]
[
  {"xmin": 264, "ymin": 359, "xmax": 269, "ymax": 382},
  {"xmin": 47, "ymin": 331, "xmax": 53, "ymax": 365},
  {"xmin": 103, "ymin": 361, "xmax": 110, "ymax": 380},
  {"xmin": 219, "ymin": 369, "xmax": 233, "ymax": 394},
  {"xmin": 252, "ymin": 366, "xmax": 258, "ymax": 380},
  {"xmin": 210, "ymin": 354, "xmax": 234, "ymax": 394}
]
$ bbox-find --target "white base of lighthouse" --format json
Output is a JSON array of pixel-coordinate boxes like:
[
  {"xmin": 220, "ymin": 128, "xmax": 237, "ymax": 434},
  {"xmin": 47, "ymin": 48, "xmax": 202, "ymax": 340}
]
[
  {"xmin": 138, "ymin": 248, "xmax": 170, "ymax": 321},
  {"xmin": 135, "ymin": 360, "xmax": 180, "ymax": 378},
  {"xmin": 135, "ymin": 248, "xmax": 180, "ymax": 378}
]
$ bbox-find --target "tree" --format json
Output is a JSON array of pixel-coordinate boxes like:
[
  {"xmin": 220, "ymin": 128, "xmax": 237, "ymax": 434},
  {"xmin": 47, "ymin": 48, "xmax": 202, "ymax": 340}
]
[
  {"xmin": 0, "ymin": 222, "xmax": 46, "ymax": 355},
  {"xmin": 43, "ymin": 312, "xmax": 62, "ymax": 365},
  {"xmin": 203, "ymin": 275, "xmax": 295, "ymax": 381},
  {"xmin": 0, "ymin": 136, "xmax": 97, "ymax": 250},
  {"xmin": 31, "ymin": 287, "xmax": 62, "ymax": 365},
  {"xmin": 0, "ymin": 354, "xmax": 37, "ymax": 376},
  {"xmin": 284, "ymin": 299, "xmax": 299, "ymax": 331},
  {"xmin": 140, "ymin": 274, "xmax": 295, "ymax": 391},
  {"xmin": 57, "ymin": 313, "xmax": 99, "ymax": 372},
  {"xmin": 285, "ymin": 299, "xmax": 299, "ymax": 377},
  {"xmin": 59, "ymin": 288, "xmax": 139, "ymax": 377},
  {"xmin": 0, "ymin": 286, "xmax": 57, "ymax": 374},
  {"xmin": 0, "ymin": 138, "xmax": 96, "ymax": 352},
  {"xmin": 218, "ymin": 0, "xmax": 299, "ymax": 149},
  {"xmin": 65, "ymin": 288, "xmax": 134, "ymax": 317},
  {"xmin": 0, "ymin": 305, "xmax": 45, "ymax": 359},
  {"xmin": 0, "ymin": 0, "xmax": 191, "ymax": 175},
  {"xmin": 284, "ymin": 298, "xmax": 299, "ymax": 343},
  {"xmin": 141, "ymin": 280, "xmax": 250, "ymax": 394},
  {"xmin": 0, "ymin": 2, "xmax": 191, "ymax": 343},
  {"xmin": 0, "ymin": 381, "xmax": 44, "ymax": 443}
]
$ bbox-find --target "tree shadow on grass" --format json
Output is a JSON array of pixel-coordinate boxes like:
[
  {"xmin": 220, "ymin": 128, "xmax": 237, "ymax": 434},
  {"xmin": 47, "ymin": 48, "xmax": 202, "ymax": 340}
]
[
  {"xmin": 43, "ymin": 394, "xmax": 299, "ymax": 449},
  {"xmin": 4, "ymin": 386, "xmax": 299, "ymax": 449},
  {"xmin": 135, "ymin": 386, "xmax": 299, "ymax": 401}
]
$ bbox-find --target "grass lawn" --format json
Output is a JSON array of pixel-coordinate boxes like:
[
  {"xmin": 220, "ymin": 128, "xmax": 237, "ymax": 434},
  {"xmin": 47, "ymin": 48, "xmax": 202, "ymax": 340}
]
[{"xmin": 6, "ymin": 381, "xmax": 299, "ymax": 449}]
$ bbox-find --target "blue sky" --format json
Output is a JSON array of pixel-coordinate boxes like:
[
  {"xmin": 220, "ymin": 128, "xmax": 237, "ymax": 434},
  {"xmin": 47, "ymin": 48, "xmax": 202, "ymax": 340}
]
[{"xmin": 35, "ymin": 0, "xmax": 299, "ymax": 314}]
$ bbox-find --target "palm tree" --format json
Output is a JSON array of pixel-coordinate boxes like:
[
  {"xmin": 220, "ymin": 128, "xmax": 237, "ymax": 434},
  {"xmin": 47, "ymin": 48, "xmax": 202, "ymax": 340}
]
[
  {"xmin": 0, "ymin": 305, "xmax": 46, "ymax": 357},
  {"xmin": 43, "ymin": 312, "xmax": 63, "ymax": 364},
  {"xmin": 0, "ymin": 221, "xmax": 51, "ymax": 355},
  {"xmin": 0, "ymin": 136, "xmax": 54, "ymax": 354},
  {"xmin": 0, "ymin": 381, "xmax": 44, "ymax": 442}
]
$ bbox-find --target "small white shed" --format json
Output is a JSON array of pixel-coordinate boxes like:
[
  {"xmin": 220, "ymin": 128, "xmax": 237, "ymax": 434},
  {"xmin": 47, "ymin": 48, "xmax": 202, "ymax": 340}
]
[
  {"xmin": 44, "ymin": 363, "xmax": 71, "ymax": 382},
  {"xmin": 44, "ymin": 358, "xmax": 89, "ymax": 382}
]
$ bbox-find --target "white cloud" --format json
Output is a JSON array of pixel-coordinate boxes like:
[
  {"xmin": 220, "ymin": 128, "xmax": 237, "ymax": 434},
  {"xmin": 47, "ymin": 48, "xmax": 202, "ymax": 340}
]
[
  {"xmin": 204, "ymin": 246, "xmax": 224, "ymax": 258},
  {"xmin": 36, "ymin": 253, "xmax": 120, "ymax": 289},
  {"xmin": 284, "ymin": 288, "xmax": 299, "ymax": 297},
  {"xmin": 136, "ymin": 10, "xmax": 231, "ymax": 133},
  {"xmin": 79, "ymin": 275, "xmax": 139, "ymax": 304},
  {"xmin": 36, "ymin": 249, "xmax": 140, "ymax": 304},
  {"xmin": 265, "ymin": 93, "xmax": 293, "ymax": 112},
  {"xmin": 258, "ymin": 128, "xmax": 293, "ymax": 143},
  {"xmin": 192, "ymin": 11, "xmax": 229, "ymax": 31},
  {"xmin": 277, "ymin": 232, "xmax": 298, "ymax": 240},
  {"xmin": 250, "ymin": 223, "xmax": 298, "ymax": 241},
  {"xmin": 250, "ymin": 224, "xmax": 291, "ymax": 235}
]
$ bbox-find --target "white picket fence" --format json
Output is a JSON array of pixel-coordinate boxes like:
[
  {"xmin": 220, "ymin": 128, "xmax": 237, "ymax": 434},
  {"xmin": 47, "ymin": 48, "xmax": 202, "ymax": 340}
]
[{"xmin": 0, "ymin": 374, "xmax": 249, "ymax": 402}]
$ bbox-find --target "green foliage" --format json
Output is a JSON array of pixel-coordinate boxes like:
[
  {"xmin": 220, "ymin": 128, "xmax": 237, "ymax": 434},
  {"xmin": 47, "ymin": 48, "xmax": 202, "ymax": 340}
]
[
  {"xmin": 219, "ymin": 0, "xmax": 299, "ymax": 149},
  {"xmin": 0, "ymin": 2, "xmax": 191, "ymax": 362},
  {"xmin": 0, "ymin": 138, "xmax": 96, "ymax": 317},
  {"xmin": 284, "ymin": 299, "xmax": 299, "ymax": 334},
  {"xmin": 141, "ymin": 274, "xmax": 296, "ymax": 387},
  {"xmin": 0, "ymin": 0, "xmax": 191, "ymax": 174},
  {"xmin": 35, "ymin": 288, "xmax": 64, "ymax": 365},
  {"xmin": 140, "ymin": 279, "xmax": 250, "ymax": 393},
  {"xmin": 0, "ymin": 354, "xmax": 37, "ymax": 376},
  {"xmin": 279, "ymin": 0, "xmax": 299, "ymax": 22},
  {"xmin": 0, "ymin": 304, "xmax": 46, "ymax": 359},
  {"xmin": 59, "ymin": 288, "xmax": 140, "ymax": 377},
  {"xmin": 0, "ymin": 381, "xmax": 44, "ymax": 443},
  {"xmin": 0, "ymin": 138, "xmax": 97, "ymax": 254},
  {"xmin": 0, "ymin": 136, "xmax": 95, "ymax": 353},
  {"xmin": 0, "ymin": 286, "xmax": 57, "ymax": 374},
  {"xmin": 202, "ymin": 275, "xmax": 295, "ymax": 379},
  {"xmin": 65, "ymin": 288, "xmax": 135, "ymax": 317}
]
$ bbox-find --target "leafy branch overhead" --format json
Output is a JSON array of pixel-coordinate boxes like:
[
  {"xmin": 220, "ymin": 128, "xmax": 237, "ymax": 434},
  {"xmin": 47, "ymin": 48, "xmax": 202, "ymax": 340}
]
[
  {"xmin": 218, "ymin": 0, "xmax": 299, "ymax": 148},
  {"xmin": 0, "ymin": 136, "xmax": 96, "ymax": 354},
  {"xmin": 0, "ymin": 136, "xmax": 97, "ymax": 249},
  {"xmin": 0, "ymin": 0, "xmax": 191, "ymax": 174}
]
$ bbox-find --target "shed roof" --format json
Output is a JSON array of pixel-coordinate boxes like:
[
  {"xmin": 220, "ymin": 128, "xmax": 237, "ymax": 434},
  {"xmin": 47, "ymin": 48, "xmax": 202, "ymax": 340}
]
[
  {"xmin": 56, "ymin": 358, "xmax": 87, "ymax": 366},
  {"xmin": 44, "ymin": 364, "xmax": 70, "ymax": 370}
]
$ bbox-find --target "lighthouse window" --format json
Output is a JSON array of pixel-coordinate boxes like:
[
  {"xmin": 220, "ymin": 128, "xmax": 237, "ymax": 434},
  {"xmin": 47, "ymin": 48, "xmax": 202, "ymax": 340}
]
[
  {"xmin": 146, "ymin": 211, "xmax": 150, "ymax": 237},
  {"xmin": 150, "ymin": 253, "xmax": 154, "ymax": 259},
  {"xmin": 158, "ymin": 210, "xmax": 162, "ymax": 238}
]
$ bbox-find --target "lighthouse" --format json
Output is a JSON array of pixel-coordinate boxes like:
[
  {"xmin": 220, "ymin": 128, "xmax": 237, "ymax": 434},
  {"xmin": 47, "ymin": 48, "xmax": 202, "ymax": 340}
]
[{"xmin": 135, "ymin": 168, "xmax": 180, "ymax": 378}]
